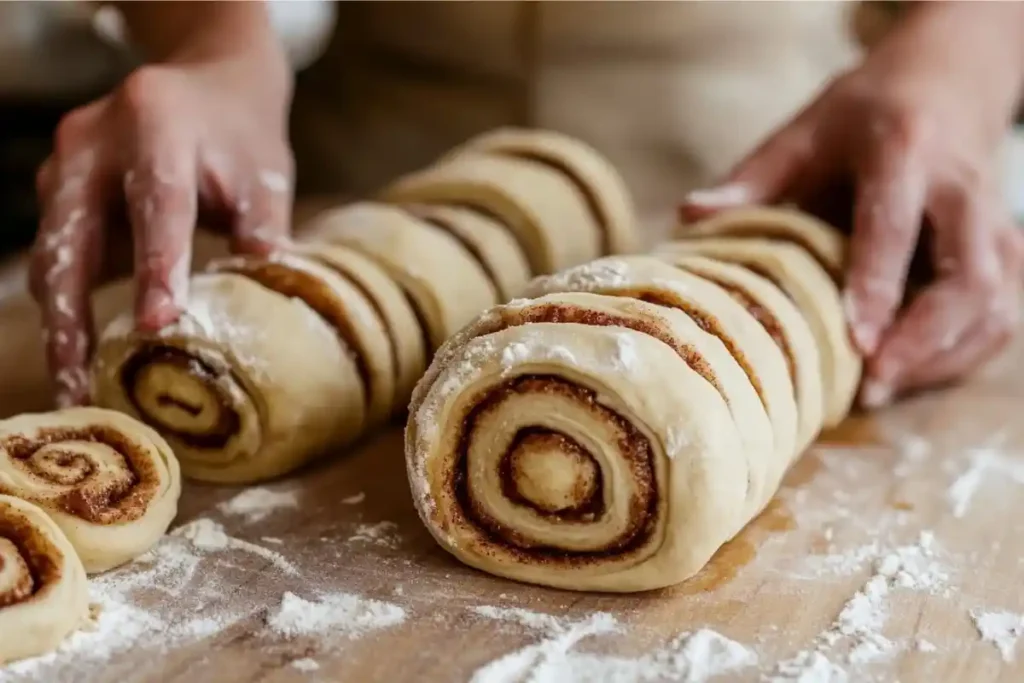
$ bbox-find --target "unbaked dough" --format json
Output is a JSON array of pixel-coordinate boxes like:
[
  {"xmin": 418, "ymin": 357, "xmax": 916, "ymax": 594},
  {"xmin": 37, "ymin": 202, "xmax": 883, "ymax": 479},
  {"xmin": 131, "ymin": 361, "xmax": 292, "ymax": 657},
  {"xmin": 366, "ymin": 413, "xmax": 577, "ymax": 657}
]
[
  {"xmin": 0, "ymin": 407, "xmax": 181, "ymax": 573},
  {"xmin": 0, "ymin": 494, "xmax": 89, "ymax": 664}
]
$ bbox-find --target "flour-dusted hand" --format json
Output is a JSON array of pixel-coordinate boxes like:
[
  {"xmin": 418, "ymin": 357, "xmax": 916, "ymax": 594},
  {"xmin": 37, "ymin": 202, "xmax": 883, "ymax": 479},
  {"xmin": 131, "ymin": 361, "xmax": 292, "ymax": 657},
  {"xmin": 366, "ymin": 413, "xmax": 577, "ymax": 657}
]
[
  {"xmin": 681, "ymin": 2, "xmax": 1024, "ymax": 407},
  {"xmin": 30, "ymin": 3, "xmax": 294, "ymax": 407}
]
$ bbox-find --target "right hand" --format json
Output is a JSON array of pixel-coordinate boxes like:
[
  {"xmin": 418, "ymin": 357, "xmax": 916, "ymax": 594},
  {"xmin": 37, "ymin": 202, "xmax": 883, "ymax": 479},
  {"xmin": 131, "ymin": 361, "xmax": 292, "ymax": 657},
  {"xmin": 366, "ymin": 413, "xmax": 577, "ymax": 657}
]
[{"xmin": 31, "ymin": 58, "xmax": 294, "ymax": 407}]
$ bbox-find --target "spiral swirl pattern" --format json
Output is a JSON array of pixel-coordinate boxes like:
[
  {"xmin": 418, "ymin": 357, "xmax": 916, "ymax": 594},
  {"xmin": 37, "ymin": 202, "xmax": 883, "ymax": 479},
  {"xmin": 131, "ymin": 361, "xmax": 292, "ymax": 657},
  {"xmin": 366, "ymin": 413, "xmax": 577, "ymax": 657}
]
[
  {"xmin": 407, "ymin": 206, "xmax": 861, "ymax": 592},
  {"xmin": 0, "ymin": 408, "xmax": 181, "ymax": 573},
  {"xmin": 0, "ymin": 495, "xmax": 88, "ymax": 664}
]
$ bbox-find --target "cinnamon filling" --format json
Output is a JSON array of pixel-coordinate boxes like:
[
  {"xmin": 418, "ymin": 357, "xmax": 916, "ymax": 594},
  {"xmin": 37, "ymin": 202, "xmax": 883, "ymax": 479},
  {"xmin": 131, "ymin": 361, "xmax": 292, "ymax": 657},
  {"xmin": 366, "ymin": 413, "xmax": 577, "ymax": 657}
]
[
  {"xmin": 690, "ymin": 226, "xmax": 842, "ymax": 284},
  {"xmin": 0, "ymin": 507, "xmax": 60, "ymax": 604},
  {"xmin": 216, "ymin": 259, "xmax": 373, "ymax": 406},
  {"xmin": 492, "ymin": 150, "xmax": 611, "ymax": 256},
  {"xmin": 121, "ymin": 345, "xmax": 241, "ymax": 449},
  {"xmin": 501, "ymin": 430, "xmax": 603, "ymax": 518},
  {"xmin": 455, "ymin": 376, "xmax": 658, "ymax": 561},
  {"xmin": 406, "ymin": 206, "xmax": 505, "ymax": 299},
  {"xmin": 449, "ymin": 202, "xmax": 541, "ymax": 277},
  {"xmin": 1, "ymin": 426, "xmax": 159, "ymax": 524}
]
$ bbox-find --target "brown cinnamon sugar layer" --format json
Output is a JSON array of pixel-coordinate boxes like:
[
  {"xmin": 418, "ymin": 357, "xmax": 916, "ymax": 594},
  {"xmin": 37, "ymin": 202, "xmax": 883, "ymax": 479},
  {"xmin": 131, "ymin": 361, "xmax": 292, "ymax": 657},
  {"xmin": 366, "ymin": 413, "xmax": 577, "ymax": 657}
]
[
  {"xmin": 454, "ymin": 376, "xmax": 659, "ymax": 563},
  {"xmin": 215, "ymin": 259, "xmax": 372, "ymax": 404},
  {"xmin": 0, "ymin": 503, "xmax": 60, "ymax": 604},
  {"xmin": 490, "ymin": 151, "xmax": 611, "ymax": 255},
  {"xmin": 0, "ymin": 427, "xmax": 160, "ymax": 525},
  {"xmin": 403, "ymin": 206, "xmax": 503, "ymax": 299},
  {"xmin": 501, "ymin": 430, "xmax": 603, "ymax": 519},
  {"xmin": 686, "ymin": 227, "xmax": 842, "ymax": 284},
  {"xmin": 120, "ymin": 345, "xmax": 241, "ymax": 449}
]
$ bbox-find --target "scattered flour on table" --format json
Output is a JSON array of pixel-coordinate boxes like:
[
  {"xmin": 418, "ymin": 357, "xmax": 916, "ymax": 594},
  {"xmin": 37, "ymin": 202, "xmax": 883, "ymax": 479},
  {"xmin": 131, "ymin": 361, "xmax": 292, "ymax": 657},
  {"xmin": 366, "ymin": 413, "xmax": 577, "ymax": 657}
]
[
  {"xmin": 217, "ymin": 487, "xmax": 299, "ymax": 523},
  {"xmin": 292, "ymin": 658, "xmax": 321, "ymax": 672},
  {"xmin": 915, "ymin": 638, "xmax": 937, "ymax": 653},
  {"xmin": 348, "ymin": 521, "xmax": 400, "ymax": 549},
  {"xmin": 342, "ymin": 492, "xmax": 366, "ymax": 505},
  {"xmin": 268, "ymin": 591, "xmax": 406, "ymax": 639},
  {"xmin": 970, "ymin": 610, "xmax": 1024, "ymax": 662},
  {"xmin": 173, "ymin": 518, "xmax": 299, "ymax": 575},
  {"xmin": 468, "ymin": 606, "xmax": 756, "ymax": 683},
  {"xmin": 946, "ymin": 446, "xmax": 1024, "ymax": 518}
]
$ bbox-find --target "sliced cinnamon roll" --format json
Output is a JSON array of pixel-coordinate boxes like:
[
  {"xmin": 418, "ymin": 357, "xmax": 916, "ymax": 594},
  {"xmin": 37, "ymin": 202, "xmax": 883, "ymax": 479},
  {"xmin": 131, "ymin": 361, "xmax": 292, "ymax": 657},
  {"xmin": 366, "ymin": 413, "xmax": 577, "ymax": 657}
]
[
  {"xmin": 526, "ymin": 255, "xmax": 798, "ymax": 508},
  {"xmin": 300, "ymin": 202, "xmax": 500, "ymax": 353},
  {"xmin": 676, "ymin": 205, "xmax": 847, "ymax": 283},
  {"xmin": 406, "ymin": 292, "xmax": 772, "ymax": 592},
  {"xmin": 0, "ymin": 408, "xmax": 180, "ymax": 573},
  {"xmin": 0, "ymin": 495, "xmax": 89, "ymax": 664},
  {"xmin": 91, "ymin": 273, "xmax": 366, "ymax": 484},
  {"xmin": 655, "ymin": 237, "xmax": 861, "ymax": 427},
  {"xmin": 379, "ymin": 151, "xmax": 603, "ymax": 275},
  {"xmin": 450, "ymin": 127, "xmax": 640, "ymax": 256}
]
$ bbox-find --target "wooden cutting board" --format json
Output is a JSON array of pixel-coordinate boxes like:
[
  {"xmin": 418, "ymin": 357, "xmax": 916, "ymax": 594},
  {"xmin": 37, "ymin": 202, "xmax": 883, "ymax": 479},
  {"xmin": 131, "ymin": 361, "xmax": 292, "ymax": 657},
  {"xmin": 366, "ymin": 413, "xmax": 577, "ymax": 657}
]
[{"xmin": 1, "ymin": 247, "xmax": 1023, "ymax": 683}]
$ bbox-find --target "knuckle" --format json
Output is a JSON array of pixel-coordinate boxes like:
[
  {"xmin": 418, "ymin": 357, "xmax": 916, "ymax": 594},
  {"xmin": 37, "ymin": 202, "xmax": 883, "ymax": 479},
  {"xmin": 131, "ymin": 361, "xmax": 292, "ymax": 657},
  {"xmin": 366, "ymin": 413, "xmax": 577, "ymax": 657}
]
[
  {"xmin": 875, "ymin": 106, "xmax": 929, "ymax": 153},
  {"xmin": 52, "ymin": 110, "xmax": 91, "ymax": 157},
  {"xmin": 117, "ymin": 66, "xmax": 170, "ymax": 113}
]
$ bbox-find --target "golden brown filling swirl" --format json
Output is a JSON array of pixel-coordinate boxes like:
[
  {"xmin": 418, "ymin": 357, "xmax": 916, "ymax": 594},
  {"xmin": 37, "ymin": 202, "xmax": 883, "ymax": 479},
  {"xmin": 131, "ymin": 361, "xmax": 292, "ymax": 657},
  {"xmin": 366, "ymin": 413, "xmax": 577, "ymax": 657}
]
[
  {"xmin": 0, "ymin": 508, "xmax": 61, "ymax": 606},
  {"xmin": 685, "ymin": 226, "xmax": 842, "ymax": 284},
  {"xmin": 120, "ymin": 345, "xmax": 241, "ymax": 449},
  {"xmin": 453, "ymin": 376, "xmax": 659, "ymax": 563},
  {"xmin": 0, "ymin": 426, "xmax": 160, "ymax": 525}
]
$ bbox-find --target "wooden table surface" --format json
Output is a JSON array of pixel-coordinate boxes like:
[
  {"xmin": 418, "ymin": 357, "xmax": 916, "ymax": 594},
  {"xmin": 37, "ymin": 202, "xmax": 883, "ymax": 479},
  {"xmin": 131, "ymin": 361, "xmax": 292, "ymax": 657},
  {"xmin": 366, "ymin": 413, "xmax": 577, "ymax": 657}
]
[{"xmin": 0, "ymin": 235, "xmax": 1023, "ymax": 683}]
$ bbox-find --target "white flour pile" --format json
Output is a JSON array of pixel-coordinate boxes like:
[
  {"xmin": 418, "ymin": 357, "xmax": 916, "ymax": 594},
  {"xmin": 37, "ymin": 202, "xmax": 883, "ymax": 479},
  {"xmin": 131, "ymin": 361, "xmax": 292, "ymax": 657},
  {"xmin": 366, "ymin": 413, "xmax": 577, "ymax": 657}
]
[
  {"xmin": 946, "ymin": 446, "xmax": 1024, "ymax": 518},
  {"xmin": 970, "ymin": 609, "xmax": 1024, "ymax": 662},
  {"xmin": 173, "ymin": 518, "xmax": 299, "ymax": 575},
  {"xmin": 468, "ymin": 606, "xmax": 756, "ymax": 683},
  {"xmin": 217, "ymin": 487, "xmax": 300, "ymax": 523},
  {"xmin": 268, "ymin": 591, "xmax": 407, "ymax": 639}
]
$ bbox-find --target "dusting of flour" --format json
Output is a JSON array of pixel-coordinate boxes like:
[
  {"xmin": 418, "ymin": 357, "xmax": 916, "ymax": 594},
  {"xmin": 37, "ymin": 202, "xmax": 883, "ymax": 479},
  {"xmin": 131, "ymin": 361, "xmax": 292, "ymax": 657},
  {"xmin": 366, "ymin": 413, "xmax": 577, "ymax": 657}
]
[
  {"xmin": 217, "ymin": 486, "xmax": 299, "ymax": 523},
  {"xmin": 267, "ymin": 591, "xmax": 406, "ymax": 639}
]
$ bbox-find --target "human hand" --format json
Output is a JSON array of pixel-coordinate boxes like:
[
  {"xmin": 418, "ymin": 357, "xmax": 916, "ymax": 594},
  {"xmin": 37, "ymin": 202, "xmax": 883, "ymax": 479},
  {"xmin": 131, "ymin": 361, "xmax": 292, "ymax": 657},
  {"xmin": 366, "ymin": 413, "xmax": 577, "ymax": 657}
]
[
  {"xmin": 681, "ymin": 2, "xmax": 1024, "ymax": 408},
  {"xmin": 31, "ymin": 56, "xmax": 294, "ymax": 407}
]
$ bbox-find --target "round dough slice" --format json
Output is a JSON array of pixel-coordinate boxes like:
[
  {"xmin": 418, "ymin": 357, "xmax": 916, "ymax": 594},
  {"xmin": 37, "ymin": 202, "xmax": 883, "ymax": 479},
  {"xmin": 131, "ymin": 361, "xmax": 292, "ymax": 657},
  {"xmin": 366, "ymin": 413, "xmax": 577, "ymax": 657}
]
[
  {"xmin": 676, "ymin": 205, "xmax": 847, "ymax": 283},
  {"xmin": 407, "ymin": 292, "xmax": 772, "ymax": 592},
  {"xmin": 401, "ymin": 203, "xmax": 532, "ymax": 301},
  {"xmin": 300, "ymin": 202, "xmax": 499, "ymax": 352},
  {"xmin": 655, "ymin": 237, "xmax": 861, "ymax": 427},
  {"xmin": 0, "ymin": 495, "xmax": 89, "ymax": 664},
  {"xmin": 452, "ymin": 127, "xmax": 640, "ymax": 256},
  {"xmin": 659, "ymin": 253, "xmax": 825, "ymax": 453},
  {"xmin": 526, "ymin": 255, "xmax": 797, "ymax": 510},
  {"xmin": 379, "ymin": 152, "xmax": 602, "ymax": 275},
  {"xmin": 291, "ymin": 242, "xmax": 428, "ymax": 408},
  {"xmin": 0, "ymin": 407, "xmax": 180, "ymax": 573},
  {"xmin": 91, "ymin": 272, "xmax": 366, "ymax": 484}
]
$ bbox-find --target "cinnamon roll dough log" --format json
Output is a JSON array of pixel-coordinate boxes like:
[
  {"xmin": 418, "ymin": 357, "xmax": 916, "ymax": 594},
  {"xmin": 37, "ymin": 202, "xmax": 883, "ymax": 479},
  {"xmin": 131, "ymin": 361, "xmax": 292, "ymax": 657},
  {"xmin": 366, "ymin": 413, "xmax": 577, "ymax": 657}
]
[
  {"xmin": 91, "ymin": 273, "xmax": 366, "ymax": 484},
  {"xmin": 677, "ymin": 205, "xmax": 847, "ymax": 282},
  {"xmin": 379, "ymin": 152, "xmax": 602, "ymax": 275},
  {"xmin": 407, "ymin": 292, "xmax": 774, "ymax": 592},
  {"xmin": 659, "ymin": 253, "xmax": 825, "ymax": 452},
  {"xmin": 655, "ymin": 238, "xmax": 861, "ymax": 427},
  {"xmin": 0, "ymin": 495, "xmax": 89, "ymax": 664},
  {"xmin": 526, "ymin": 256, "xmax": 798, "ymax": 510},
  {"xmin": 452, "ymin": 127, "xmax": 640, "ymax": 256},
  {"xmin": 300, "ymin": 202, "xmax": 499, "ymax": 351},
  {"xmin": 290, "ymin": 242, "xmax": 428, "ymax": 406},
  {"xmin": 400, "ymin": 204, "xmax": 533, "ymax": 301},
  {"xmin": 0, "ymin": 408, "xmax": 180, "ymax": 573}
]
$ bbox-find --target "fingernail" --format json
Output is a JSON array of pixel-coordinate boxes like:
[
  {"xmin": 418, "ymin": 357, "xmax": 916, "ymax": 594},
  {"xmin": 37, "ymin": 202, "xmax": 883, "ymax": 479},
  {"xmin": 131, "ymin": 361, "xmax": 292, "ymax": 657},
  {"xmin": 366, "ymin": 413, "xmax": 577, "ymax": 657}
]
[
  {"xmin": 860, "ymin": 378, "xmax": 893, "ymax": 410},
  {"xmin": 683, "ymin": 183, "xmax": 753, "ymax": 208},
  {"xmin": 843, "ymin": 291, "xmax": 880, "ymax": 355}
]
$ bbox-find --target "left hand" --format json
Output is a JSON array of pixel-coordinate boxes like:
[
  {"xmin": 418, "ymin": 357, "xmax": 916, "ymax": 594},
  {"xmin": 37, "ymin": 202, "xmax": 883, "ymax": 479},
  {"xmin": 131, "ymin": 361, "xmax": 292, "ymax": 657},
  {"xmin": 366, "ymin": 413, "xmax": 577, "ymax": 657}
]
[{"xmin": 680, "ymin": 1, "xmax": 1024, "ymax": 408}]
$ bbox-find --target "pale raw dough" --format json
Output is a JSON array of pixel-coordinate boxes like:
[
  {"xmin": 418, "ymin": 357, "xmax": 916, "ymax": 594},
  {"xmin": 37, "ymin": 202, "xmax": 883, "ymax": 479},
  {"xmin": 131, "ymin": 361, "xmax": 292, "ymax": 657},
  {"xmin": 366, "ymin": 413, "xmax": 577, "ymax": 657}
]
[
  {"xmin": 526, "ymin": 255, "xmax": 798, "ymax": 516},
  {"xmin": 655, "ymin": 237, "xmax": 861, "ymax": 427},
  {"xmin": 0, "ymin": 407, "xmax": 181, "ymax": 573},
  {"xmin": 0, "ymin": 495, "xmax": 89, "ymax": 664},
  {"xmin": 406, "ymin": 292, "xmax": 775, "ymax": 592},
  {"xmin": 91, "ymin": 272, "xmax": 366, "ymax": 484},
  {"xmin": 300, "ymin": 201, "xmax": 500, "ymax": 351},
  {"xmin": 380, "ymin": 151, "xmax": 602, "ymax": 274},
  {"xmin": 450, "ymin": 127, "xmax": 641, "ymax": 256}
]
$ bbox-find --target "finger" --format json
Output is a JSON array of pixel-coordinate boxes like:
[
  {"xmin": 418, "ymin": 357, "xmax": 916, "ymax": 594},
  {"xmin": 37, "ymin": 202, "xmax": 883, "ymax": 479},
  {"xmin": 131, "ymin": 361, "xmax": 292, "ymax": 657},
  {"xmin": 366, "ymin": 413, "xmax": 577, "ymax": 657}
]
[
  {"xmin": 231, "ymin": 167, "xmax": 294, "ymax": 254},
  {"xmin": 31, "ymin": 165, "xmax": 107, "ymax": 407},
  {"xmin": 843, "ymin": 148, "xmax": 927, "ymax": 355},
  {"xmin": 896, "ymin": 314, "xmax": 1015, "ymax": 394},
  {"xmin": 123, "ymin": 139, "xmax": 198, "ymax": 332},
  {"xmin": 680, "ymin": 117, "xmax": 819, "ymax": 223}
]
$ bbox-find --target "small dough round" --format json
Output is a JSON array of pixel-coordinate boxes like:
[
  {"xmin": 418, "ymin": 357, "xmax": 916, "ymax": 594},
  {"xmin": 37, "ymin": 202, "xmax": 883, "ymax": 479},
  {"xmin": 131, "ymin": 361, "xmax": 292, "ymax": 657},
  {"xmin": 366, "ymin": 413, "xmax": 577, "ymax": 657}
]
[
  {"xmin": 0, "ymin": 407, "xmax": 180, "ymax": 573},
  {"xmin": 91, "ymin": 272, "xmax": 366, "ymax": 484},
  {"xmin": 452, "ymin": 127, "xmax": 640, "ymax": 256},
  {"xmin": 0, "ymin": 495, "xmax": 89, "ymax": 664},
  {"xmin": 379, "ymin": 152, "xmax": 602, "ymax": 275},
  {"xmin": 301, "ymin": 202, "xmax": 499, "ymax": 351},
  {"xmin": 655, "ymin": 237, "xmax": 861, "ymax": 427}
]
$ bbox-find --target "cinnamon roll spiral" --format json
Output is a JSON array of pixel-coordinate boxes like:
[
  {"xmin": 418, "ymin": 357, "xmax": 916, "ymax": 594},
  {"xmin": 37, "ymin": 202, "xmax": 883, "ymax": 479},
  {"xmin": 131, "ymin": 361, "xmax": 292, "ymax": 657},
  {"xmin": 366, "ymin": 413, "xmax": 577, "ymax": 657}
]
[
  {"xmin": 0, "ymin": 495, "xmax": 88, "ymax": 664},
  {"xmin": 0, "ymin": 407, "xmax": 180, "ymax": 573}
]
